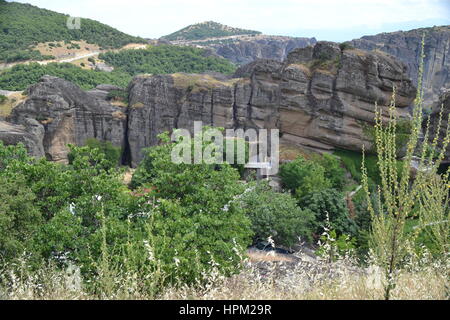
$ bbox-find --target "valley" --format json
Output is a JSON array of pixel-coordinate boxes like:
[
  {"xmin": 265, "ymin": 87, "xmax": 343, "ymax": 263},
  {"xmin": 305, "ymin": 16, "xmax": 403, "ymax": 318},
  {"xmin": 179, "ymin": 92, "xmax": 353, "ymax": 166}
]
[{"xmin": 0, "ymin": 0, "xmax": 448, "ymax": 302}]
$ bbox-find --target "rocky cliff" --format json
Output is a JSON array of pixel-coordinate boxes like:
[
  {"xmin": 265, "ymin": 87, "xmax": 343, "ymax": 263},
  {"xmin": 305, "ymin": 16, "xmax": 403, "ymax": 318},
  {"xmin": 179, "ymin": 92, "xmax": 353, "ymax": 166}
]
[
  {"xmin": 8, "ymin": 76, "xmax": 127, "ymax": 162},
  {"xmin": 127, "ymin": 41, "xmax": 415, "ymax": 165},
  {"xmin": 350, "ymin": 26, "xmax": 450, "ymax": 106},
  {"xmin": 197, "ymin": 35, "xmax": 317, "ymax": 65},
  {"xmin": 1, "ymin": 42, "xmax": 416, "ymax": 167}
]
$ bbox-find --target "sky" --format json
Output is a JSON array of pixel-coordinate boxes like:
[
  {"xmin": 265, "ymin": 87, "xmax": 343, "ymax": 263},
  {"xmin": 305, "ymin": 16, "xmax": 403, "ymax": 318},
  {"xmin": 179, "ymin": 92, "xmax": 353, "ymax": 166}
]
[{"xmin": 8, "ymin": 0, "xmax": 450, "ymax": 41}]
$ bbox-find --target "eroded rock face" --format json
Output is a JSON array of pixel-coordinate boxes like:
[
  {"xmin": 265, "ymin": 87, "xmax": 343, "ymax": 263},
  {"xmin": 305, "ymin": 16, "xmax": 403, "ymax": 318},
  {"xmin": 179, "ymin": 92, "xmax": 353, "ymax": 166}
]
[
  {"xmin": 210, "ymin": 35, "xmax": 318, "ymax": 65},
  {"xmin": 8, "ymin": 76, "xmax": 127, "ymax": 162},
  {"xmin": 350, "ymin": 26, "xmax": 450, "ymax": 105},
  {"xmin": 128, "ymin": 42, "xmax": 416, "ymax": 165},
  {"xmin": 0, "ymin": 119, "xmax": 44, "ymax": 157},
  {"xmin": 0, "ymin": 42, "xmax": 416, "ymax": 166},
  {"xmin": 172, "ymin": 35, "xmax": 317, "ymax": 65}
]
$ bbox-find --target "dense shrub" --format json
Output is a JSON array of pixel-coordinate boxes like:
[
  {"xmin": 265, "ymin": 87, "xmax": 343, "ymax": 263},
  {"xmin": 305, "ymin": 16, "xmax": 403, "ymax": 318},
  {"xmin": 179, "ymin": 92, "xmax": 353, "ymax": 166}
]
[
  {"xmin": 313, "ymin": 153, "xmax": 347, "ymax": 189},
  {"xmin": 239, "ymin": 182, "xmax": 316, "ymax": 246},
  {"xmin": 0, "ymin": 175, "xmax": 42, "ymax": 261},
  {"xmin": 68, "ymin": 138, "xmax": 122, "ymax": 169},
  {"xmin": 0, "ymin": 131, "xmax": 253, "ymax": 286},
  {"xmin": 301, "ymin": 188, "xmax": 358, "ymax": 237},
  {"xmin": 99, "ymin": 45, "xmax": 236, "ymax": 76},
  {"xmin": 279, "ymin": 156, "xmax": 331, "ymax": 200},
  {"xmin": 130, "ymin": 132, "xmax": 253, "ymax": 283},
  {"xmin": 0, "ymin": 63, "xmax": 131, "ymax": 91}
]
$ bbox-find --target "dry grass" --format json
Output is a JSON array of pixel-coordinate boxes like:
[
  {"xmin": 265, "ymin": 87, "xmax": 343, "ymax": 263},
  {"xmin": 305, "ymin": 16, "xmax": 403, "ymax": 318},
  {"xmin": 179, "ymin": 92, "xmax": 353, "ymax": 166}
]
[
  {"xmin": 0, "ymin": 91, "xmax": 26, "ymax": 117},
  {"xmin": 161, "ymin": 260, "xmax": 448, "ymax": 300},
  {"xmin": 172, "ymin": 73, "xmax": 240, "ymax": 93},
  {"xmin": 33, "ymin": 40, "xmax": 100, "ymax": 59},
  {"xmin": 1, "ymin": 254, "xmax": 447, "ymax": 300},
  {"xmin": 247, "ymin": 250, "xmax": 296, "ymax": 262},
  {"xmin": 279, "ymin": 143, "xmax": 315, "ymax": 161}
]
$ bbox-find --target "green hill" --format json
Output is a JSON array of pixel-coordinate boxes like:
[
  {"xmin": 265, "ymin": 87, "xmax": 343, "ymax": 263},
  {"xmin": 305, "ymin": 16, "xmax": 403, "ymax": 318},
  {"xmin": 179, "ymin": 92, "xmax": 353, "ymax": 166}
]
[
  {"xmin": 163, "ymin": 21, "xmax": 261, "ymax": 41},
  {"xmin": 0, "ymin": 0, "xmax": 146, "ymax": 63},
  {"xmin": 0, "ymin": 63, "xmax": 132, "ymax": 91},
  {"xmin": 0, "ymin": 45, "xmax": 236, "ymax": 91},
  {"xmin": 99, "ymin": 45, "xmax": 236, "ymax": 75}
]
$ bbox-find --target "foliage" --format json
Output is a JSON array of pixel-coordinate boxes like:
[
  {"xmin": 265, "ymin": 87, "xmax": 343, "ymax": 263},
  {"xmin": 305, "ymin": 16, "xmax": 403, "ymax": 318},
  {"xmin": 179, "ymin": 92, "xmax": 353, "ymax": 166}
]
[
  {"xmin": 0, "ymin": 175, "xmax": 42, "ymax": 261},
  {"xmin": 130, "ymin": 131, "xmax": 253, "ymax": 283},
  {"xmin": 163, "ymin": 21, "xmax": 261, "ymax": 41},
  {"xmin": 238, "ymin": 182, "xmax": 316, "ymax": 246},
  {"xmin": 362, "ymin": 38, "xmax": 449, "ymax": 299},
  {"xmin": 99, "ymin": 45, "xmax": 236, "ymax": 76},
  {"xmin": 301, "ymin": 188, "xmax": 357, "ymax": 237},
  {"xmin": 0, "ymin": 0, "xmax": 145, "ymax": 62},
  {"xmin": 68, "ymin": 138, "xmax": 122, "ymax": 169},
  {"xmin": 279, "ymin": 156, "xmax": 331, "ymax": 200},
  {"xmin": 106, "ymin": 89, "xmax": 128, "ymax": 104},
  {"xmin": 339, "ymin": 42, "xmax": 354, "ymax": 51},
  {"xmin": 313, "ymin": 153, "xmax": 347, "ymax": 189},
  {"xmin": 0, "ymin": 63, "xmax": 131, "ymax": 91},
  {"xmin": 280, "ymin": 154, "xmax": 347, "ymax": 199},
  {"xmin": 362, "ymin": 119, "xmax": 412, "ymax": 155},
  {"xmin": 316, "ymin": 228, "xmax": 356, "ymax": 262}
]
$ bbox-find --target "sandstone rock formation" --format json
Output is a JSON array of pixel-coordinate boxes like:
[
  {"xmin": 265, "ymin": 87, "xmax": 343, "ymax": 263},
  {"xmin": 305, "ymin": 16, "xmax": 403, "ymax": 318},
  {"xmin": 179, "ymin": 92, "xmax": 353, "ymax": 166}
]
[
  {"xmin": 127, "ymin": 42, "xmax": 416, "ymax": 165},
  {"xmin": 205, "ymin": 35, "xmax": 317, "ymax": 65},
  {"xmin": 0, "ymin": 119, "xmax": 44, "ymax": 157},
  {"xmin": 1, "ymin": 42, "xmax": 416, "ymax": 167},
  {"xmin": 8, "ymin": 76, "xmax": 127, "ymax": 162},
  {"xmin": 168, "ymin": 33, "xmax": 316, "ymax": 65},
  {"xmin": 350, "ymin": 26, "xmax": 450, "ymax": 106}
]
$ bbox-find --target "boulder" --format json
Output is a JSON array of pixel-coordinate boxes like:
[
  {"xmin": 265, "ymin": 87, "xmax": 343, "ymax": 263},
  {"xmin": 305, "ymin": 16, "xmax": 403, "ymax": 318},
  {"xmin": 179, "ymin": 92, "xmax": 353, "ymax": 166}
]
[{"xmin": 9, "ymin": 75, "xmax": 127, "ymax": 162}]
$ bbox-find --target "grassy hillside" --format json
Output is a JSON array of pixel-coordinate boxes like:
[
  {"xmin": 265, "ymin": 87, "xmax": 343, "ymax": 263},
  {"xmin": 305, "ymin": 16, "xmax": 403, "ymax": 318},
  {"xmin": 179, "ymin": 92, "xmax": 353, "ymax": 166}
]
[
  {"xmin": 163, "ymin": 21, "xmax": 261, "ymax": 41},
  {"xmin": 0, "ymin": 0, "xmax": 146, "ymax": 63},
  {"xmin": 0, "ymin": 45, "xmax": 236, "ymax": 91},
  {"xmin": 99, "ymin": 45, "xmax": 236, "ymax": 75},
  {"xmin": 0, "ymin": 63, "xmax": 132, "ymax": 91}
]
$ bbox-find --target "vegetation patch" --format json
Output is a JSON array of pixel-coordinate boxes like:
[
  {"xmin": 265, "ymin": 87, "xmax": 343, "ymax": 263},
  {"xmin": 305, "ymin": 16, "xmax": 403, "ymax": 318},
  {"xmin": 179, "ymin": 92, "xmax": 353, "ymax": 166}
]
[
  {"xmin": 0, "ymin": 0, "xmax": 145, "ymax": 63},
  {"xmin": 99, "ymin": 45, "xmax": 236, "ymax": 76},
  {"xmin": 163, "ymin": 21, "xmax": 261, "ymax": 41},
  {"xmin": 0, "ymin": 63, "xmax": 131, "ymax": 91}
]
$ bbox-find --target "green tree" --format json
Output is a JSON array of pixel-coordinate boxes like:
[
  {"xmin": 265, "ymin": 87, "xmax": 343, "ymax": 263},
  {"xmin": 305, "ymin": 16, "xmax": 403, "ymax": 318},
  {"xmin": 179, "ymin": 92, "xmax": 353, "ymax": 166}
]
[
  {"xmin": 239, "ymin": 182, "xmax": 316, "ymax": 246},
  {"xmin": 279, "ymin": 156, "xmax": 331, "ymax": 200},
  {"xmin": 302, "ymin": 188, "xmax": 357, "ymax": 237},
  {"xmin": 0, "ymin": 175, "xmax": 42, "ymax": 261},
  {"xmin": 131, "ymin": 131, "xmax": 253, "ymax": 284}
]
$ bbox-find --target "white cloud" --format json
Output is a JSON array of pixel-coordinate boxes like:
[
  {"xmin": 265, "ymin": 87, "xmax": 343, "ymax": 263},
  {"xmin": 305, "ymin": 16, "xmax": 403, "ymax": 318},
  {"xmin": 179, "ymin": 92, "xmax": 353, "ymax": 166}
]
[{"xmin": 9, "ymin": 0, "xmax": 450, "ymax": 40}]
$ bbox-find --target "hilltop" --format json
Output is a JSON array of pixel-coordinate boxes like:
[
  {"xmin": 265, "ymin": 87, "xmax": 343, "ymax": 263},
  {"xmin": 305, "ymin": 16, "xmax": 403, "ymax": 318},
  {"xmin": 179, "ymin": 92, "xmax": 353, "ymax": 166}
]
[
  {"xmin": 0, "ymin": 0, "xmax": 146, "ymax": 63},
  {"xmin": 162, "ymin": 21, "xmax": 261, "ymax": 41}
]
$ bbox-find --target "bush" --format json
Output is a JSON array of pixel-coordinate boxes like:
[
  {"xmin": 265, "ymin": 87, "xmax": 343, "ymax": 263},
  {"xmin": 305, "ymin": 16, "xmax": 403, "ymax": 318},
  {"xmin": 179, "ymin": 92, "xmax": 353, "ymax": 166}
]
[
  {"xmin": 239, "ymin": 182, "xmax": 316, "ymax": 246},
  {"xmin": 313, "ymin": 153, "xmax": 346, "ymax": 189},
  {"xmin": 129, "ymin": 132, "xmax": 253, "ymax": 283},
  {"xmin": 68, "ymin": 138, "xmax": 122, "ymax": 169},
  {"xmin": 279, "ymin": 156, "xmax": 331, "ymax": 200},
  {"xmin": 0, "ymin": 175, "xmax": 42, "ymax": 261},
  {"xmin": 0, "ymin": 63, "xmax": 131, "ymax": 91},
  {"xmin": 301, "ymin": 188, "xmax": 358, "ymax": 237},
  {"xmin": 99, "ymin": 45, "xmax": 236, "ymax": 76}
]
